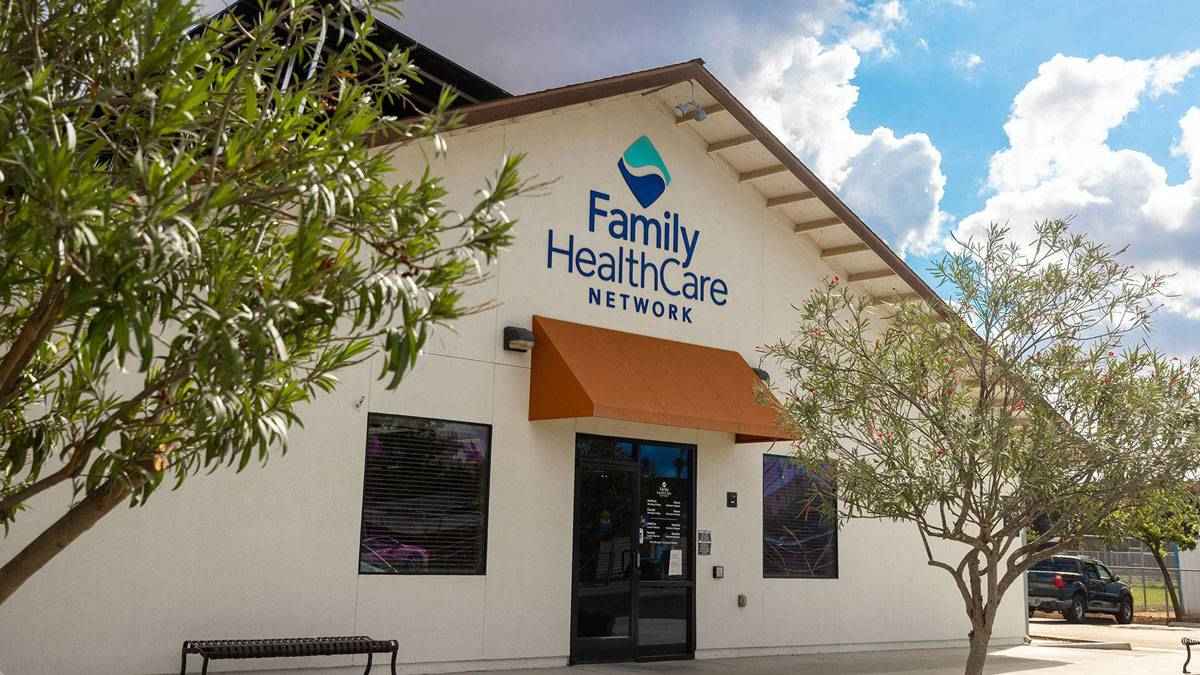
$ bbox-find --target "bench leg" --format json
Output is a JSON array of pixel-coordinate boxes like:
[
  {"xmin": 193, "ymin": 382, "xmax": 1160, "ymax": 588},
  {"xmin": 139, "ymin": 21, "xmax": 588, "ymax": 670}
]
[
  {"xmin": 364, "ymin": 652, "xmax": 373, "ymax": 674},
  {"xmin": 391, "ymin": 646, "xmax": 398, "ymax": 675},
  {"xmin": 1186, "ymin": 642, "xmax": 1192, "ymax": 674},
  {"xmin": 201, "ymin": 656, "xmax": 209, "ymax": 675},
  {"xmin": 179, "ymin": 647, "xmax": 187, "ymax": 675}
]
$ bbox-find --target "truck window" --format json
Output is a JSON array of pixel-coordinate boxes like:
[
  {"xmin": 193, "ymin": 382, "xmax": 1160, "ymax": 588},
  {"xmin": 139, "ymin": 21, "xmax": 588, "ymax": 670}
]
[
  {"xmin": 1031, "ymin": 558, "xmax": 1077, "ymax": 573},
  {"xmin": 1096, "ymin": 563, "xmax": 1114, "ymax": 582},
  {"xmin": 1084, "ymin": 563, "xmax": 1100, "ymax": 580}
]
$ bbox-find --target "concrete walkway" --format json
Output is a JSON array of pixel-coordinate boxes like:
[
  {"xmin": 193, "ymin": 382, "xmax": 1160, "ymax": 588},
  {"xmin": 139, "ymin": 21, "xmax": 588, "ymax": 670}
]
[
  {"xmin": 501, "ymin": 645, "xmax": 1183, "ymax": 674},
  {"xmin": 1030, "ymin": 615, "xmax": 1197, "ymax": 651}
]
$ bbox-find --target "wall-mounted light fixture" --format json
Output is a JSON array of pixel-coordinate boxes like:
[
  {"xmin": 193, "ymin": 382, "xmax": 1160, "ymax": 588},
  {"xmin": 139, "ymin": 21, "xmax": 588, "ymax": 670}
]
[
  {"xmin": 674, "ymin": 100, "xmax": 707, "ymax": 122},
  {"xmin": 503, "ymin": 326, "xmax": 536, "ymax": 352},
  {"xmin": 674, "ymin": 81, "xmax": 707, "ymax": 122},
  {"xmin": 751, "ymin": 368, "xmax": 770, "ymax": 384}
]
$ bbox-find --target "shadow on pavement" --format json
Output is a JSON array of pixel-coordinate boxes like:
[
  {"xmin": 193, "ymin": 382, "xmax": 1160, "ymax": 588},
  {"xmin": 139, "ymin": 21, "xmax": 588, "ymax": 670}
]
[
  {"xmin": 978, "ymin": 654, "xmax": 1073, "ymax": 674},
  {"xmin": 1030, "ymin": 615, "xmax": 1116, "ymax": 626},
  {"xmin": 568, "ymin": 649, "xmax": 1070, "ymax": 674}
]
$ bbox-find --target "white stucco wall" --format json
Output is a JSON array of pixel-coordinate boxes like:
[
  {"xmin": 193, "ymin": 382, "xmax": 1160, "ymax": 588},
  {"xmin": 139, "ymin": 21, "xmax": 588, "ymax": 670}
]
[
  {"xmin": 1176, "ymin": 546, "xmax": 1200, "ymax": 615},
  {"xmin": 0, "ymin": 92, "xmax": 1025, "ymax": 675}
]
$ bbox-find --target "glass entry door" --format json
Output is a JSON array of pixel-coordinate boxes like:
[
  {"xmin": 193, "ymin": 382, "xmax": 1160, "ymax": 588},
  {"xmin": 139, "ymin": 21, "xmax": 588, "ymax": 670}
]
[{"xmin": 570, "ymin": 434, "xmax": 695, "ymax": 664}]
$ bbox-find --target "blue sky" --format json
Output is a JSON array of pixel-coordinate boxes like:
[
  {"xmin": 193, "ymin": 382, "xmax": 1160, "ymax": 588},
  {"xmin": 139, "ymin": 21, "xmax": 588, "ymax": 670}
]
[
  {"xmin": 848, "ymin": 0, "xmax": 1200, "ymax": 235},
  {"xmin": 391, "ymin": 0, "xmax": 1200, "ymax": 354},
  {"xmin": 845, "ymin": 2, "xmax": 1200, "ymax": 346}
]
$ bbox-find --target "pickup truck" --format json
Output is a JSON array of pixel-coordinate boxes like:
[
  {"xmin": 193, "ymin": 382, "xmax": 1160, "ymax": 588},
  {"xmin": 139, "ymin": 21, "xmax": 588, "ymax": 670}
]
[{"xmin": 1027, "ymin": 554, "xmax": 1133, "ymax": 623}]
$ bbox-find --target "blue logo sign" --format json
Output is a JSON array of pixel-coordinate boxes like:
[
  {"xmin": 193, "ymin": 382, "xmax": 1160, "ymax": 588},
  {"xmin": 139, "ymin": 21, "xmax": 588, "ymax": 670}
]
[
  {"xmin": 540, "ymin": 133, "xmax": 730, "ymax": 325},
  {"xmin": 617, "ymin": 135, "xmax": 671, "ymax": 208}
]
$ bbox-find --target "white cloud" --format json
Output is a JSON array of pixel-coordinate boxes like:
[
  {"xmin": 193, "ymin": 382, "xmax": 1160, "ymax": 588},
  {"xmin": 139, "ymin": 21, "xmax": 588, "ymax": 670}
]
[
  {"xmin": 737, "ymin": 0, "xmax": 948, "ymax": 256},
  {"xmin": 845, "ymin": 0, "xmax": 906, "ymax": 57},
  {"xmin": 957, "ymin": 51, "xmax": 1200, "ymax": 318},
  {"xmin": 952, "ymin": 51, "xmax": 983, "ymax": 75},
  {"xmin": 872, "ymin": 0, "xmax": 906, "ymax": 24},
  {"xmin": 839, "ymin": 128, "xmax": 949, "ymax": 255},
  {"xmin": 1149, "ymin": 51, "xmax": 1200, "ymax": 97},
  {"xmin": 917, "ymin": 37, "xmax": 930, "ymax": 51}
]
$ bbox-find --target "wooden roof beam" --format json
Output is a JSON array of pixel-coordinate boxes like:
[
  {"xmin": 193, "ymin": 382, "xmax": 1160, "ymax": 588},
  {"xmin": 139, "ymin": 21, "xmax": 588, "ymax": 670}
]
[
  {"xmin": 675, "ymin": 103, "xmax": 725, "ymax": 125},
  {"xmin": 766, "ymin": 191, "xmax": 817, "ymax": 208},
  {"xmin": 820, "ymin": 243, "xmax": 871, "ymax": 259},
  {"xmin": 738, "ymin": 164, "xmax": 788, "ymax": 182},
  {"xmin": 867, "ymin": 292, "xmax": 921, "ymax": 306},
  {"xmin": 847, "ymin": 269, "xmax": 897, "ymax": 283},
  {"xmin": 706, "ymin": 134, "xmax": 755, "ymax": 153},
  {"xmin": 793, "ymin": 217, "xmax": 842, "ymax": 233}
]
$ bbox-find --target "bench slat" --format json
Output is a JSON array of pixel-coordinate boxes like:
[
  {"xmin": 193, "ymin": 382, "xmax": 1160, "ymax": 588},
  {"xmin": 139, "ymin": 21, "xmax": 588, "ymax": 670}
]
[{"xmin": 183, "ymin": 636, "xmax": 396, "ymax": 659}]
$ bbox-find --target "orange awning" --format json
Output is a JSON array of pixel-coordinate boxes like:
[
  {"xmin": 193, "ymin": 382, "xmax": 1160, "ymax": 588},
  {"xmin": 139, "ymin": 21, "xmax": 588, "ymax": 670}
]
[{"xmin": 528, "ymin": 315, "xmax": 794, "ymax": 443}]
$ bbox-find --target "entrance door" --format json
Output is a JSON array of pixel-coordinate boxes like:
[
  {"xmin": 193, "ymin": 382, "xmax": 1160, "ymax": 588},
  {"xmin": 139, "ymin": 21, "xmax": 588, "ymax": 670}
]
[{"xmin": 570, "ymin": 434, "xmax": 695, "ymax": 664}]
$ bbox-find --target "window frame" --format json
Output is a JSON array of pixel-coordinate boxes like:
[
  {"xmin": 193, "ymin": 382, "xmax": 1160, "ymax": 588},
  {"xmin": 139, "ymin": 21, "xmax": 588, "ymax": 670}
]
[
  {"xmin": 761, "ymin": 453, "xmax": 839, "ymax": 580},
  {"xmin": 357, "ymin": 412, "xmax": 493, "ymax": 576}
]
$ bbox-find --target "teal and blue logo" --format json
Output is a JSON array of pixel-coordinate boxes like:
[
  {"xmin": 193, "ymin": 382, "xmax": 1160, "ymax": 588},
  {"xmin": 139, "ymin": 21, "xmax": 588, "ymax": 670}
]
[
  {"xmin": 618, "ymin": 135, "xmax": 671, "ymax": 208},
  {"xmin": 541, "ymin": 134, "xmax": 730, "ymax": 325}
]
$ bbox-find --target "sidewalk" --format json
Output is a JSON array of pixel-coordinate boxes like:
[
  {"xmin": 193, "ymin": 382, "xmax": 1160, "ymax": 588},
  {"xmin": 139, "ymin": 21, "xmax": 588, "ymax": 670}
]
[
  {"xmin": 501, "ymin": 645, "xmax": 1183, "ymax": 674},
  {"xmin": 1030, "ymin": 615, "xmax": 1196, "ymax": 650}
]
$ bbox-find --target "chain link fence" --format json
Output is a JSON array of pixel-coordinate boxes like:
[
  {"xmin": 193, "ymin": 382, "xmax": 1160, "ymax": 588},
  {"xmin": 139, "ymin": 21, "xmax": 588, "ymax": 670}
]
[
  {"xmin": 1063, "ymin": 537, "xmax": 1197, "ymax": 618},
  {"xmin": 1102, "ymin": 565, "xmax": 1192, "ymax": 616}
]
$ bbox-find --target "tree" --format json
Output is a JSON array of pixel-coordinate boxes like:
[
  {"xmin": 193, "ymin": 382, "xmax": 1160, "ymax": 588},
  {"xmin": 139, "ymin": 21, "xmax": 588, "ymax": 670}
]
[
  {"xmin": 0, "ymin": 0, "xmax": 527, "ymax": 604},
  {"xmin": 1106, "ymin": 486, "xmax": 1200, "ymax": 620},
  {"xmin": 764, "ymin": 221, "xmax": 1200, "ymax": 675}
]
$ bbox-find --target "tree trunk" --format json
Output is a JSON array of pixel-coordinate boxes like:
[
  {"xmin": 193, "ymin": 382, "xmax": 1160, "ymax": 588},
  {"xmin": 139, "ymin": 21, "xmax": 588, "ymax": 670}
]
[
  {"xmin": 0, "ymin": 478, "xmax": 132, "ymax": 605},
  {"xmin": 964, "ymin": 619, "xmax": 993, "ymax": 675},
  {"xmin": 1150, "ymin": 545, "xmax": 1185, "ymax": 620}
]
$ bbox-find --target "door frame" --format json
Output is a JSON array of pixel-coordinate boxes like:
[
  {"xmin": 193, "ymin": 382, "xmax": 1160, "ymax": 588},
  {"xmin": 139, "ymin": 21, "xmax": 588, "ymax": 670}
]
[{"xmin": 568, "ymin": 433, "xmax": 697, "ymax": 665}]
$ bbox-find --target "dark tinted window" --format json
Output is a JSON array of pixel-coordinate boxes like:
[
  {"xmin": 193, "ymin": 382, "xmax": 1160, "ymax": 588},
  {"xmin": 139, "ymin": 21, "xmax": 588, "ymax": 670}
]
[
  {"xmin": 1032, "ymin": 558, "xmax": 1078, "ymax": 573},
  {"xmin": 763, "ymin": 455, "xmax": 837, "ymax": 578},
  {"xmin": 359, "ymin": 413, "xmax": 490, "ymax": 574},
  {"xmin": 639, "ymin": 443, "xmax": 692, "ymax": 580},
  {"xmin": 577, "ymin": 435, "xmax": 635, "ymax": 461}
]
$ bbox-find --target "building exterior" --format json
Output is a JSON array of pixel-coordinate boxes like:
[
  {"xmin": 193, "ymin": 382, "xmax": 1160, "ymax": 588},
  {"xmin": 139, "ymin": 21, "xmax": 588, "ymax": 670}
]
[
  {"xmin": 0, "ymin": 50, "xmax": 1026, "ymax": 675},
  {"xmin": 1177, "ymin": 547, "xmax": 1200, "ymax": 614}
]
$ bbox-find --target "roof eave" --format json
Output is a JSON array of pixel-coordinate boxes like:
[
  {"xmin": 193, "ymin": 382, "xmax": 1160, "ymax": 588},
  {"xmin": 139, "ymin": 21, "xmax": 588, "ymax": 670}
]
[
  {"xmin": 687, "ymin": 68, "xmax": 948, "ymax": 316},
  {"xmin": 370, "ymin": 59, "xmax": 705, "ymax": 148}
]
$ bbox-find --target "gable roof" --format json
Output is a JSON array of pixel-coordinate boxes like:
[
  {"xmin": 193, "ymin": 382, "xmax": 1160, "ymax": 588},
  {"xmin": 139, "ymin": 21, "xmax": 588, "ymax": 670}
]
[{"xmin": 376, "ymin": 59, "xmax": 945, "ymax": 312}]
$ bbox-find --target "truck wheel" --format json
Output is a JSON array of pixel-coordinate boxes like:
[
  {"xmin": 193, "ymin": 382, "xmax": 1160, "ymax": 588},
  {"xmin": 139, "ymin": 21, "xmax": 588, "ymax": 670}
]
[
  {"xmin": 1062, "ymin": 593, "xmax": 1086, "ymax": 623},
  {"xmin": 1116, "ymin": 597, "xmax": 1133, "ymax": 624}
]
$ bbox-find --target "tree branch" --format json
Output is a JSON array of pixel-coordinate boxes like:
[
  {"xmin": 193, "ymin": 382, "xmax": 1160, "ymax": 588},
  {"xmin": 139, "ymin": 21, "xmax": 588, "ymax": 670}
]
[{"xmin": 0, "ymin": 476, "xmax": 136, "ymax": 605}]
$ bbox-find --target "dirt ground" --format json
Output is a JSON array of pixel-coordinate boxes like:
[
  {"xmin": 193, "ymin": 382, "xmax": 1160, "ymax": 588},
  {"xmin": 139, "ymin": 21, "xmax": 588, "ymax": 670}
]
[{"xmin": 1132, "ymin": 612, "xmax": 1200, "ymax": 625}]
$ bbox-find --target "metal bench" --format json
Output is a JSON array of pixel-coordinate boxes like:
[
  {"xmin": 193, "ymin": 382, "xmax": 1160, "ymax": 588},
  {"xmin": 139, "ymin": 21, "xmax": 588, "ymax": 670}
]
[
  {"xmin": 1184, "ymin": 637, "xmax": 1200, "ymax": 673},
  {"xmin": 180, "ymin": 636, "xmax": 398, "ymax": 674}
]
